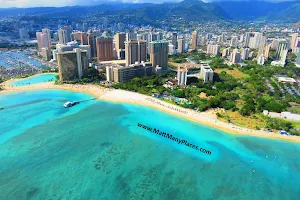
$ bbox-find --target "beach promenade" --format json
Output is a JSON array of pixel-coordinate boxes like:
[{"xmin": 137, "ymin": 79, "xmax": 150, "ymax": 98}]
[{"xmin": 1, "ymin": 80, "xmax": 300, "ymax": 142}]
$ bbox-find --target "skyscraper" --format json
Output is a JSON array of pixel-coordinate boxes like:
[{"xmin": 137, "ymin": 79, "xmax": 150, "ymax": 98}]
[
  {"xmin": 126, "ymin": 32, "xmax": 137, "ymax": 41},
  {"xmin": 230, "ymin": 49, "xmax": 241, "ymax": 64},
  {"xmin": 257, "ymin": 36, "xmax": 266, "ymax": 57},
  {"xmin": 115, "ymin": 33, "xmax": 126, "ymax": 59},
  {"xmin": 241, "ymin": 48, "xmax": 250, "ymax": 60},
  {"xmin": 150, "ymin": 40, "xmax": 169, "ymax": 70},
  {"xmin": 36, "ymin": 32, "xmax": 50, "ymax": 51},
  {"xmin": 264, "ymin": 44, "xmax": 271, "ymax": 61},
  {"xmin": 42, "ymin": 28, "xmax": 51, "ymax": 44},
  {"xmin": 245, "ymin": 32, "xmax": 262, "ymax": 49},
  {"xmin": 106, "ymin": 66, "xmax": 114, "ymax": 82},
  {"xmin": 96, "ymin": 36, "xmax": 114, "ymax": 61},
  {"xmin": 172, "ymin": 33, "xmax": 177, "ymax": 48},
  {"xmin": 58, "ymin": 26, "xmax": 73, "ymax": 44},
  {"xmin": 115, "ymin": 33, "xmax": 126, "ymax": 51},
  {"xmin": 222, "ymin": 48, "xmax": 230, "ymax": 57},
  {"xmin": 177, "ymin": 38, "xmax": 185, "ymax": 54},
  {"xmin": 230, "ymin": 36, "xmax": 238, "ymax": 48},
  {"xmin": 87, "ymin": 33, "xmax": 97, "ymax": 58},
  {"xmin": 276, "ymin": 40, "xmax": 288, "ymax": 60},
  {"xmin": 191, "ymin": 31, "xmax": 198, "ymax": 50},
  {"xmin": 57, "ymin": 48, "xmax": 88, "ymax": 81},
  {"xmin": 291, "ymin": 33, "xmax": 299, "ymax": 49},
  {"xmin": 125, "ymin": 40, "xmax": 147, "ymax": 66},
  {"xmin": 177, "ymin": 65, "xmax": 188, "ymax": 86}
]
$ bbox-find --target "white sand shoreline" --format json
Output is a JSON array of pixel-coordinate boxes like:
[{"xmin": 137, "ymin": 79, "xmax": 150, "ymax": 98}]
[{"xmin": 1, "ymin": 80, "xmax": 299, "ymax": 143}]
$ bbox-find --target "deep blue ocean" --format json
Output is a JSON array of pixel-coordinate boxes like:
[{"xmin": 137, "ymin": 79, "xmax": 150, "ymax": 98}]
[{"xmin": 0, "ymin": 90, "xmax": 299, "ymax": 200}]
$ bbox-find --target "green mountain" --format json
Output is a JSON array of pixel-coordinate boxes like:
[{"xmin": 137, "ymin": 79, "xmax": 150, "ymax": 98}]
[
  {"xmin": 114, "ymin": 0, "xmax": 230, "ymax": 22},
  {"xmin": 268, "ymin": 3, "xmax": 300, "ymax": 21}
]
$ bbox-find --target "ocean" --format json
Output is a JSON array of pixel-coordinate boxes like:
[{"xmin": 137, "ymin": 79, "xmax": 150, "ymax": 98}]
[{"xmin": 0, "ymin": 90, "xmax": 299, "ymax": 200}]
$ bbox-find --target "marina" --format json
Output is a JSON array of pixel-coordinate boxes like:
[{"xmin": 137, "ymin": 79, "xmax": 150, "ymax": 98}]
[{"xmin": 0, "ymin": 50, "xmax": 44, "ymax": 69}]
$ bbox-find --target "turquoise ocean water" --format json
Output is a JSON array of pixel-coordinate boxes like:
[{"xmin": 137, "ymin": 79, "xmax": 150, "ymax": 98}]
[
  {"xmin": 0, "ymin": 90, "xmax": 299, "ymax": 200},
  {"xmin": 11, "ymin": 74, "xmax": 58, "ymax": 86}
]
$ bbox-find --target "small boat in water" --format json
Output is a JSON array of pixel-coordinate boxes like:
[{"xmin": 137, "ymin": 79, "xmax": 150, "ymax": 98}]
[{"xmin": 63, "ymin": 101, "xmax": 78, "ymax": 108}]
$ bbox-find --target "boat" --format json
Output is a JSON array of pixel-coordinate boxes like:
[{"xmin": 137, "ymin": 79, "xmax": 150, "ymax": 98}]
[{"xmin": 63, "ymin": 101, "xmax": 78, "ymax": 108}]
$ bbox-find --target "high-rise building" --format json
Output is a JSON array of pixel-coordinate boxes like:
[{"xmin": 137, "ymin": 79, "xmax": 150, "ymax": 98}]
[
  {"xmin": 244, "ymin": 32, "xmax": 251, "ymax": 47},
  {"xmin": 106, "ymin": 66, "xmax": 114, "ymax": 82},
  {"xmin": 177, "ymin": 38, "xmax": 185, "ymax": 54},
  {"xmin": 168, "ymin": 44, "xmax": 176, "ymax": 55},
  {"xmin": 115, "ymin": 33, "xmax": 126, "ymax": 51},
  {"xmin": 87, "ymin": 33, "xmax": 97, "ymax": 58},
  {"xmin": 245, "ymin": 32, "xmax": 262, "ymax": 49},
  {"xmin": 230, "ymin": 36, "xmax": 238, "ymax": 48},
  {"xmin": 19, "ymin": 28, "xmax": 29, "ymax": 40},
  {"xmin": 79, "ymin": 45, "xmax": 91, "ymax": 61},
  {"xmin": 115, "ymin": 33, "xmax": 126, "ymax": 59},
  {"xmin": 291, "ymin": 33, "xmax": 299, "ymax": 49},
  {"xmin": 36, "ymin": 32, "xmax": 50, "ymax": 51},
  {"xmin": 191, "ymin": 31, "xmax": 198, "ymax": 50},
  {"xmin": 257, "ymin": 54, "xmax": 265, "ymax": 65},
  {"xmin": 150, "ymin": 40, "xmax": 169, "ymax": 70},
  {"xmin": 258, "ymin": 36, "xmax": 266, "ymax": 57},
  {"xmin": 206, "ymin": 44, "xmax": 220, "ymax": 55},
  {"xmin": 41, "ymin": 47, "xmax": 52, "ymax": 61},
  {"xmin": 222, "ymin": 48, "xmax": 230, "ymax": 57},
  {"xmin": 239, "ymin": 34, "xmax": 244, "ymax": 43},
  {"xmin": 177, "ymin": 65, "xmax": 188, "ymax": 86},
  {"xmin": 125, "ymin": 40, "xmax": 147, "ymax": 67},
  {"xmin": 241, "ymin": 48, "xmax": 250, "ymax": 60},
  {"xmin": 57, "ymin": 48, "xmax": 89, "ymax": 81},
  {"xmin": 126, "ymin": 32, "xmax": 137, "ymax": 41},
  {"xmin": 276, "ymin": 40, "xmax": 288, "ymax": 60},
  {"xmin": 200, "ymin": 63, "xmax": 214, "ymax": 83},
  {"xmin": 96, "ymin": 36, "xmax": 114, "ymax": 61},
  {"xmin": 148, "ymin": 32, "xmax": 158, "ymax": 54},
  {"xmin": 264, "ymin": 44, "xmax": 271, "ymax": 61},
  {"xmin": 157, "ymin": 32, "xmax": 163, "ymax": 41},
  {"xmin": 280, "ymin": 49, "xmax": 288, "ymax": 65},
  {"xmin": 58, "ymin": 26, "xmax": 73, "ymax": 44},
  {"xmin": 42, "ymin": 28, "xmax": 51, "ymax": 44},
  {"xmin": 230, "ymin": 49, "xmax": 241, "ymax": 64},
  {"xmin": 172, "ymin": 33, "xmax": 178, "ymax": 48}
]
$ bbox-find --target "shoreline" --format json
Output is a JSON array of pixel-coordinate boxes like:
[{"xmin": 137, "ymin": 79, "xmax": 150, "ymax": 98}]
[{"xmin": 1, "ymin": 80, "xmax": 300, "ymax": 143}]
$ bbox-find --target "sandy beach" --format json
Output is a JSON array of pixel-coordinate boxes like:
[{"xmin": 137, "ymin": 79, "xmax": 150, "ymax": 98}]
[{"xmin": 1, "ymin": 80, "xmax": 300, "ymax": 143}]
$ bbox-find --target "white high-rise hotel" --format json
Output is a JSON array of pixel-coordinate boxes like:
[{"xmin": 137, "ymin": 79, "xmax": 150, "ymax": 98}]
[{"xmin": 177, "ymin": 65, "xmax": 188, "ymax": 86}]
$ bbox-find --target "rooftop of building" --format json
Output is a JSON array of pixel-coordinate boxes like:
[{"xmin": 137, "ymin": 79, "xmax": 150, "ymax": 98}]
[
  {"xmin": 100, "ymin": 60, "xmax": 126, "ymax": 65},
  {"xmin": 150, "ymin": 40, "xmax": 168, "ymax": 44}
]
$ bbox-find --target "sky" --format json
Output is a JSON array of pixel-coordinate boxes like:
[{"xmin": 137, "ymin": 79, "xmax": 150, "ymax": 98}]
[{"xmin": 0, "ymin": 0, "xmax": 296, "ymax": 8}]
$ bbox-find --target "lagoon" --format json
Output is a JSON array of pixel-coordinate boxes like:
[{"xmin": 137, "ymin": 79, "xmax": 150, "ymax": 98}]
[
  {"xmin": 0, "ymin": 89, "xmax": 299, "ymax": 200},
  {"xmin": 11, "ymin": 73, "xmax": 58, "ymax": 86}
]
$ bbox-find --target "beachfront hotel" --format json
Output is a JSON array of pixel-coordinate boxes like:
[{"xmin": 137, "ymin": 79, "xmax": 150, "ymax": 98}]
[
  {"xmin": 125, "ymin": 40, "xmax": 147, "ymax": 67},
  {"xmin": 106, "ymin": 61, "xmax": 153, "ymax": 83},
  {"xmin": 57, "ymin": 48, "xmax": 89, "ymax": 81},
  {"xmin": 177, "ymin": 65, "xmax": 188, "ymax": 86},
  {"xmin": 150, "ymin": 40, "xmax": 169, "ymax": 70}
]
